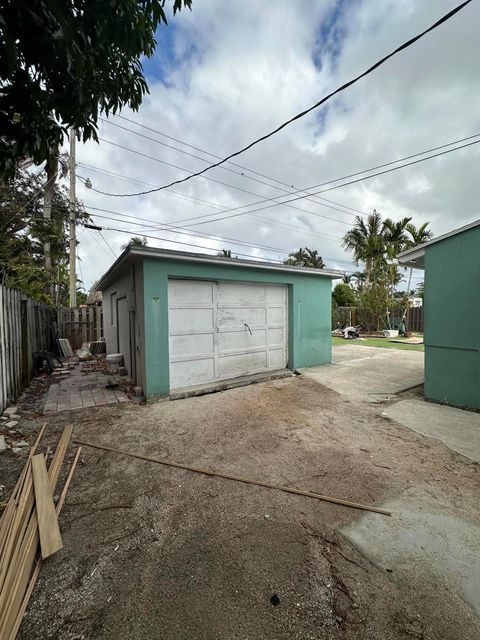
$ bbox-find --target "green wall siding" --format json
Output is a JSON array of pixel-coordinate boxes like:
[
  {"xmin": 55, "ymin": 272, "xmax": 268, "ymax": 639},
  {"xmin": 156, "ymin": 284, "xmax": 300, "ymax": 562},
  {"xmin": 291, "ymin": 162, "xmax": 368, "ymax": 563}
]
[
  {"xmin": 424, "ymin": 226, "xmax": 480, "ymax": 409},
  {"xmin": 143, "ymin": 258, "xmax": 333, "ymax": 398}
]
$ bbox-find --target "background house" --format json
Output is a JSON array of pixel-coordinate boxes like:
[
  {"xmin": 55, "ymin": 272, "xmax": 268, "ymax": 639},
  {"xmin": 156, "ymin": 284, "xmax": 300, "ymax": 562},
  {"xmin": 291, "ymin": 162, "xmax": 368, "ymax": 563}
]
[
  {"xmin": 96, "ymin": 246, "xmax": 341, "ymax": 399},
  {"xmin": 398, "ymin": 219, "xmax": 480, "ymax": 410}
]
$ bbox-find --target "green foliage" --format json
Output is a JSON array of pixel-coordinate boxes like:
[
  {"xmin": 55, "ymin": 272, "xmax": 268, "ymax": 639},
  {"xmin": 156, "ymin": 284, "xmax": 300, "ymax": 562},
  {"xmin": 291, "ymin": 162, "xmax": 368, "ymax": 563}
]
[
  {"xmin": 76, "ymin": 291, "xmax": 88, "ymax": 305},
  {"xmin": 122, "ymin": 236, "xmax": 148, "ymax": 250},
  {"xmin": 416, "ymin": 281, "xmax": 425, "ymax": 300},
  {"xmin": 342, "ymin": 211, "xmax": 433, "ymax": 330},
  {"xmin": 217, "ymin": 249, "xmax": 232, "ymax": 257},
  {"xmin": 284, "ymin": 247, "xmax": 325, "ymax": 268},
  {"xmin": 0, "ymin": 168, "xmax": 89, "ymax": 303},
  {"xmin": 332, "ymin": 283, "xmax": 357, "ymax": 307},
  {"xmin": 0, "ymin": 0, "xmax": 192, "ymax": 175}
]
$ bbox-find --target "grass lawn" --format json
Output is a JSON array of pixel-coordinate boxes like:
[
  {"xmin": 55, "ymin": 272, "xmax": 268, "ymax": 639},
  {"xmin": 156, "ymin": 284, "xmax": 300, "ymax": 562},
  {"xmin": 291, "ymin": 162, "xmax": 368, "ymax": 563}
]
[{"xmin": 332, "ymin": 335, "xmax": 425, "ymax": 351}]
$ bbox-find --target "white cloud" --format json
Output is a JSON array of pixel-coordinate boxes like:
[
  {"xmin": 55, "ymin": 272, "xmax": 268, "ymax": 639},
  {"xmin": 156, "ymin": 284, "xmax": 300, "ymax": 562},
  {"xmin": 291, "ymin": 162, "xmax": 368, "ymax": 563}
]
[{"xmin": 68, "ymin": 0, "xmax": 479, "ymax": 291}]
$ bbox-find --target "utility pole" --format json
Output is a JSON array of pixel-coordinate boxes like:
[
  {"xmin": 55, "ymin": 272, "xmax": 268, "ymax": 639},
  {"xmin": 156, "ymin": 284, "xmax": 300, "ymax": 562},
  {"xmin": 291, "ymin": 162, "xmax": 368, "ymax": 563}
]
[
  {"xmin": 69, "ymin": 129, "xmax": 77, "ymax": 308},
  {"xmin": 43, "ymin": 154, "xmax": 58, "ymax": 272}
]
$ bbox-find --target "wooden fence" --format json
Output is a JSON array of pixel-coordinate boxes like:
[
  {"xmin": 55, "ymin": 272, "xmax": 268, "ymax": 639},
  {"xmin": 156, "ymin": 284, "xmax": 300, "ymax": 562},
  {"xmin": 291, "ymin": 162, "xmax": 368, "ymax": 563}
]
[
  {"xmin": 58, "ymin": 306, "xmax": 103, "ymax": 349},
  {"xmin": 334, "ymin": 305, "xmax": 424, "ymax": 333},
  {"xmin": 0, "ymin": 285, "xmax": 56, "ymax": 413}
]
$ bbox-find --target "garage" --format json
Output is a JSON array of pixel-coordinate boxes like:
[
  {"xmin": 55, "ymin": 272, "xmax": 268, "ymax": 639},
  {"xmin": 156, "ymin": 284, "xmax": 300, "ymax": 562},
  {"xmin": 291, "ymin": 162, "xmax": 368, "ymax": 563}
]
[
  {"xmin": 97, "ymin": 246, "xmax": 340, "ymax": 399},
  {"xmin": 168, "ymin": 280, "xmax": 288, "ymax": 389}
]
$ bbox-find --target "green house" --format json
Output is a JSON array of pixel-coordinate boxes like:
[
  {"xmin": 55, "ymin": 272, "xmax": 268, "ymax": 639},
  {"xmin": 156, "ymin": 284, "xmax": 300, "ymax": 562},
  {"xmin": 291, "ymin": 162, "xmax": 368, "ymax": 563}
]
[
  {"xmin": 96, "ymin": 247, "xmax": 341, "ymax": 400},
  {"xmin": 398, "ymin": 219, "xmax": 480, "ymax": 410}
]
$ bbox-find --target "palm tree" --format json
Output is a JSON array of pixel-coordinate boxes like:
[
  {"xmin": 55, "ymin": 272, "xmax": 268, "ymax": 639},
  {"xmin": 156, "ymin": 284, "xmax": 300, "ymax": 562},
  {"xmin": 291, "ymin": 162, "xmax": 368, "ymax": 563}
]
[
  {"xmin": 402, "ymin": 222, "xmax": 433, "ymax": 320},
  {"xmin": 342, "ymin": 210, "xmax": 384, "ymax": 287},
  {"xmin": 284, "ymin": 247, "xmax": 325, "ymax": 268},
  {"xmin": 382, "ymin": 217, "xmax": 411, "ymax": 298},
  {"xmin": 121, "ymin": 236, "xmax": 147, "ymax": 250},
  {"xmin": 404, "ymin": 222, "xmax": 434, "ymax": 247}
]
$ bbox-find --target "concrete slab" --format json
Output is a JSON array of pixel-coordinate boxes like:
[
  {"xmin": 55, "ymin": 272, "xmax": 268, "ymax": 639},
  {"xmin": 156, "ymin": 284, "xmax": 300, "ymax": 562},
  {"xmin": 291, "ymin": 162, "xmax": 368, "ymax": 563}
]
[
  {"xmin": 383, "ymin": 399, "xmax": 480, "ymax": 463},
  {"xmin": 301, "ymin": 345, "xmax": 424, "ymax": 400},
  {"xmin": 339, "ymin": 489, "xmax": 480, "ymax": 618}
]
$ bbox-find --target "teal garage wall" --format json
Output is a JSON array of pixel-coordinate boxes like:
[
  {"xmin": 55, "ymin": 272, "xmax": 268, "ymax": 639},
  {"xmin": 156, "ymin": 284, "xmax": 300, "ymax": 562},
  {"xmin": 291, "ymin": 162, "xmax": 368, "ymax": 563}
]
[
  {"xmin": 424, "ymin": 226, "xmax": 480, "ymax": 410},
  {"xmin": 143, "ymin": 258, "xmax": 333, "ymax": 398}
]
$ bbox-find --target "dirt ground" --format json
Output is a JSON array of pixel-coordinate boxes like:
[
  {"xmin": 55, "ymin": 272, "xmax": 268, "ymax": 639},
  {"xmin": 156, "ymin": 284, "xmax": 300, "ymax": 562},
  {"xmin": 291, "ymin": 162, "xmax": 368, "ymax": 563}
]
[{"xmin": 3, "ymin": 375, "xmax": 480, "ymax": 639}]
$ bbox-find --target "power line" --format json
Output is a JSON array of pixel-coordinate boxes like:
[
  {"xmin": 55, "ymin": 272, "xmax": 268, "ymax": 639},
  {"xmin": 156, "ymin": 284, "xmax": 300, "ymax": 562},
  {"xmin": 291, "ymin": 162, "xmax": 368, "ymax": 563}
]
[
  {"xmin": 93, "ymin": 0, "xmax": 472, "ymax": 197},
  {"xmin": 171, "ymin": 132, "xmax": 480, "ymax": 226},
  {"xmin": 93, "ymin": 138, "xmax": 354, "ymax": 227},
  {"xmin": 101, "ymin": 115, "xmax": 366, "ymax": 218},
  {"xmin": 178, "ymin": 139, "xmax": 480, "ymax": 228},
  {"xmin": 80, "ymin": 222, "xmax": 292, "ymax": 264},
  {"xmin": 76, "ymin": 162, "xmax": 348, "ymax": 241},
  {"xmin": 77, "ymin": 162, "xmax": 226, "ymax": 211},
  {"xmin": 81, "ymin": 206, "xmax": 357, "ymax": 265}
]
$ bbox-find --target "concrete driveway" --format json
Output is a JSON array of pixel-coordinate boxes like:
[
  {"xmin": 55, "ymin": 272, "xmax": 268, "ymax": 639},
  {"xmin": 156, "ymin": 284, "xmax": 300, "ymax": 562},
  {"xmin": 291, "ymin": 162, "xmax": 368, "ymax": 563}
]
[{"xmin": 301, "ymin": 343, "xmax": 424, "ymax": 401}]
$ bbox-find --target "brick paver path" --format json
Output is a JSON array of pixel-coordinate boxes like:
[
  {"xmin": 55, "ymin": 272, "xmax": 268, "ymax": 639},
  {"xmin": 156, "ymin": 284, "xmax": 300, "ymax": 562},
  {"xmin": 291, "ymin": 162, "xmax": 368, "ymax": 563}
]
[{"xmin": 44, "ymin": 364, "xmax": 129, "ymax": 413}]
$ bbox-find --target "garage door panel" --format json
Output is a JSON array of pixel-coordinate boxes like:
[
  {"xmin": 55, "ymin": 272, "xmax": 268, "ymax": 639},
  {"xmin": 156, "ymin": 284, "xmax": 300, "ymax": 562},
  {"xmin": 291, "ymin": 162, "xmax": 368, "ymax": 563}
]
[
  {"xmin": 218, "ymin": 282, "xmax": 265, "ymax": 305},
  {"xmin": 219, "ymin": 351, "xmax": 268, "ymax": 378},
  {"xmin": 268, "ymin": 327, "xmax": 284, "ymax": 346},
  {"xmin": 170, "ymin": 358, "xmax": 215, "ymax": 386},
  {"xmin": 170, "ymin": 333, "xmax": 214, "ymax": 358},
  {"xmin": 168, "ymin": 280, "xmax": 214, "ymax": 305},
  {"xmin": 219, "ymin": 329, "xmax": 266, "ymax": 353},
  {"xmin": 266, "ymin": 285, "xmax": 286, "ymax": 305},
  {"xmin": 169, "ymin": 307, "xmax": 214, "ymax": 333},
  {"xmin": 267, "ymin": 307, "xmax": 285, "ymax": 325},
  {"xmin": 268, "ymin": 348, "xmax": 286, "ymax": 369},
  {"xmin": 218, "ymin": 307, "xmax": 266, "ymax": 329}
]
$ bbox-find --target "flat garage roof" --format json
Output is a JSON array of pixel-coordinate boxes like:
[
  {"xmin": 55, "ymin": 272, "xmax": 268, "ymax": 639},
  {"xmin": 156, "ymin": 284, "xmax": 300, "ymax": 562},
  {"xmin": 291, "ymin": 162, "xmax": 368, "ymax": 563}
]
[{"xmin": 96, "ymin": 246, "xmax": 345, "ymax": 290}]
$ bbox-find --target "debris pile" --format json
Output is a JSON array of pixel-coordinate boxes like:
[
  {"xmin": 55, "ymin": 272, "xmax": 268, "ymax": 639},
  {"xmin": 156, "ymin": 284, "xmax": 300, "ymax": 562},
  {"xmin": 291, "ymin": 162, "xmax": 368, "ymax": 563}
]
[{"xmin": 0, "ymin": 424, "xmax": 81, "ymax": 639}]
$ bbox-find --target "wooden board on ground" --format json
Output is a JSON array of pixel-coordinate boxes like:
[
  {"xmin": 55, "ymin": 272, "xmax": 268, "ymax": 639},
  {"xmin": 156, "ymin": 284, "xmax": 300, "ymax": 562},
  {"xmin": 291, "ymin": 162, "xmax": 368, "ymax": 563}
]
[{"xmin": 31, "ymin": 455, "xmax": 63, "ymax": 559}]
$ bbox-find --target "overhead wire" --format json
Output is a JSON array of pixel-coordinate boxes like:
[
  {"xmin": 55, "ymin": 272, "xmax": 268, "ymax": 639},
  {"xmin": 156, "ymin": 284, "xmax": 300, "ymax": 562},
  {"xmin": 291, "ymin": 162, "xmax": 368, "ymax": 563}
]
[
  {"xmin": 91, "ymin": 0, "xmax": 472, "ymax": 197},
  {"xmin": 100, "ymin": 116, "xmax": 367, "ymax": 218},
  {"xmin": 77, "ymin": 162, "xmax": 226, "ymax": 211},
  {"xmin": 80, "ymin": 206, "xmax": 357, "ymax": 266},
  {"xmin": 80, "ymin": 221, "xmax": 293, "ymax": 265},
  {"xmin": 77, "ymin": 162, "xmax": 349, "ymax": 242},
  {"xmin": 94, "ymin": 138, "xmax": 354, "ymax": 227},
  {"xmin": 177, "ymin": 139, "xmax": 480, "ymax": 227}
]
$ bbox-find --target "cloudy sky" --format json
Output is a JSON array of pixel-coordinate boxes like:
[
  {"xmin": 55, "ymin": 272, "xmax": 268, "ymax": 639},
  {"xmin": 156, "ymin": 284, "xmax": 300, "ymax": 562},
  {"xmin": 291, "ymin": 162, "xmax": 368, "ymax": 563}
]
[{"xmin": 71, "ymin": 0, "xmax": 480, "ymax": 291}]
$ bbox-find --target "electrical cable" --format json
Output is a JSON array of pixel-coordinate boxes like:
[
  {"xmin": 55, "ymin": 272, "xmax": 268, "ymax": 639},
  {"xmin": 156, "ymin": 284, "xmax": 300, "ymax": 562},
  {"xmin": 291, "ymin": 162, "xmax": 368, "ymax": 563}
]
[
  {"xmin": 77, "ymin": 162, "xmax": 226, "ymax": 211},
  {"xmin": 170, "ymin": 133, "xmax": 480, "ymax": 226},
  {"xmin": 92, "ymin": 138, "xmax": 354, "ymax": 227},
  {"xmin": 91, "ymin": 0, "xmax": 472, "ymax": 197},
  {"xmin": 79, "ymin": 222, "xmax": 292, "ymax": 264},
  {"xmin": 80, "ymin": 207, "xmax": 357, "ymax": 265},
  {"xmin": 76, "ymin": 162, "xmax": 352, "ymax": 240},
  {"xmin": 179, "ymin": 139, "xmax": 480, "ymax": 228},
  {"xmin": 100, "ymin": 116, "xmax": 367, "ymax": 218}
]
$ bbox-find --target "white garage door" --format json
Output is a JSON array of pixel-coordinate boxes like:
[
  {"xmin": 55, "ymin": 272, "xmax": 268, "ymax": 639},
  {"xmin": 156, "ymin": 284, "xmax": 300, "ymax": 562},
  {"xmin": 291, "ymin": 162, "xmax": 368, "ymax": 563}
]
[{"xmin": 168, "ymin": 279, "xmax": 288, "ymax": 389}]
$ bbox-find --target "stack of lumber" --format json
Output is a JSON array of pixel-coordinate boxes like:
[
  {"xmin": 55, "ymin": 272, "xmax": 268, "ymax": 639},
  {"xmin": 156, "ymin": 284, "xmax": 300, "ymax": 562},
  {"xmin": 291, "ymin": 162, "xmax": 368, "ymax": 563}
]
[{"xmin": 0, "ymin": 424, "xmax": 81, "ymax": 639}]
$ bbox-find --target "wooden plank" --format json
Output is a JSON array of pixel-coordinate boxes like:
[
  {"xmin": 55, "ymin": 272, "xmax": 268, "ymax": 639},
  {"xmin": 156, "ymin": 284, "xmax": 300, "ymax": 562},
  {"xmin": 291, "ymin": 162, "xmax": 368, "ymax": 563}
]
[
  {"xmin": 75, "ymin": 439, "xmax": 392, "ymax": 516},
  {"xmin": 0, "ymin": 426, "xmax": 73, "ymax": 637},
  {"xmin": 31, "ymin": 455, "xmax": 63, "ymax": 559},
  {"xmin": 0, "ymin": 424, "xmax": 47, "ymax": 556},
  {"xmin": 0, "ymin": 286, "xmax": 6, "ymax": 412},
  {"xmin": 8, "ymin": 447, "xmax": 82, "ymax": 640}
]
